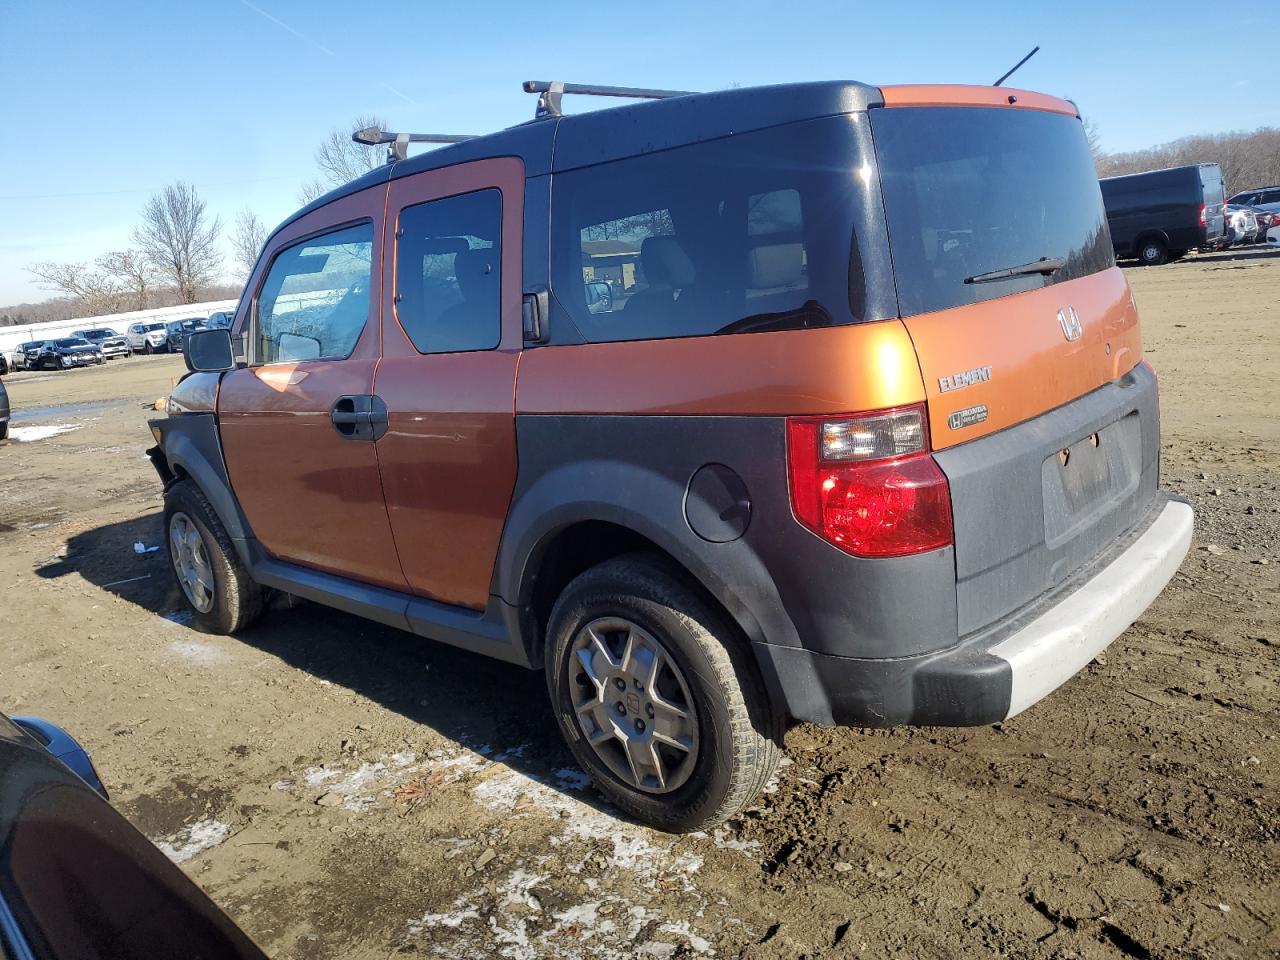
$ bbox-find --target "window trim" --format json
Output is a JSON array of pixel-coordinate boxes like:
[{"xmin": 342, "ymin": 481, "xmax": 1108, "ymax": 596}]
[
  {"xmin": 391, "ymin": 187, "xmax": 505, "ymax": 357},
  {"xmin": 247, "ymin": 217, "xmax": 375, "ymax": 368}
]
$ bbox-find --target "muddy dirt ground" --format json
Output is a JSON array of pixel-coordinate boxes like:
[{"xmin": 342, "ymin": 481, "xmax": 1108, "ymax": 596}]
[{"xmin": 1, "ymin": 248, "xmax": 1277, "ymax": 959}]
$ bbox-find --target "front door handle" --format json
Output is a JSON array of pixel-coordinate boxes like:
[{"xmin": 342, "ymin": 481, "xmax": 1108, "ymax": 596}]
[{"xmin": 331, "ymin": 395, "xmax": 388, "ymax": 441}]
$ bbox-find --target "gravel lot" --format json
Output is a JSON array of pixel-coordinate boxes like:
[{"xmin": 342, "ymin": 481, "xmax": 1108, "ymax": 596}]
[{"xmin": 1, "ymin": 248, "xmax": 1276, "ymax": 959}]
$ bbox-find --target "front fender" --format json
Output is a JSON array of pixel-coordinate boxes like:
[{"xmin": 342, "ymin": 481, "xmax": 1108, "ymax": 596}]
[{"xmin": 150, "ymin": 413, "xmax": 255, "ymax": 559}]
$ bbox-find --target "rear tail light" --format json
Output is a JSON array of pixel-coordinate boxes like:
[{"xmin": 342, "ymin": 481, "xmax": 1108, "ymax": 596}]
[
  {"xmin": 786, "ymin": 403, "xmax": 954, "ymax": 558},
  {"xmin": 1199, "ymin": 203, "xmax": 1207, "ymax": 227}
]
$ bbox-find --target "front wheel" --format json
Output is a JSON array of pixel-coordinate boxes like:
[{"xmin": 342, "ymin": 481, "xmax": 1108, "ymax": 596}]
[
  {"xmin": 163, "ymin": 479, "xmax": 267, "ymax": 634},
  {"xmin": 545, "ymin": 554, "xmax": 782, "ymax": 832},
  {"xmin": 145, "ymin": 342, "xmax": 154, "ymax": 355}
]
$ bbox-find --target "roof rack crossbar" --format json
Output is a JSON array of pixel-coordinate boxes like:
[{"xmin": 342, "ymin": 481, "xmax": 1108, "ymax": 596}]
[
  {"xmin": 352, "ymin": 127, "xmax": 477, "ymax": 163},
  {"xmin": 522, "ymin": 80, "xmax": 696, "ymax": 118}
]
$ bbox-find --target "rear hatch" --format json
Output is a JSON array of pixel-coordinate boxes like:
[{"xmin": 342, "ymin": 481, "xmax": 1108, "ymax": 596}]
[{"xmin": 870, "ymin": 95, "xmax": 1159, "ymax": 635}]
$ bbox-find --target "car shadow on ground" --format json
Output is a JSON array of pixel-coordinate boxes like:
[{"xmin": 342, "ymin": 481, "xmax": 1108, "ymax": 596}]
[{"xmin": 36, "ymin": 512, "xmax": 601, "ymax": 815}]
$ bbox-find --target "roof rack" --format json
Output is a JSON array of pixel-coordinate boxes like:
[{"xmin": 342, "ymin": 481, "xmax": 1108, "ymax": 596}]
[
  {"xmin": 522, "ymin": 80, "xmax": 696, "ymax": 119},
  {"xmin": 352, "ymin": 127, "xmax": 476, "ymax": 163}
]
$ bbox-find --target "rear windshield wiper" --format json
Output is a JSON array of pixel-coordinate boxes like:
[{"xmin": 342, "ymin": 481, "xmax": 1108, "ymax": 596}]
[{"xmin": 963, "ymin": 257, "xmax": 1065, "ymax": 284}]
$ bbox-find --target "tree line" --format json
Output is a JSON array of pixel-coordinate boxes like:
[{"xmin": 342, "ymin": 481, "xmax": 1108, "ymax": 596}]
[{"xmin": 1093, "ymin": 126, "xmax": 1280, "ymax": 191}]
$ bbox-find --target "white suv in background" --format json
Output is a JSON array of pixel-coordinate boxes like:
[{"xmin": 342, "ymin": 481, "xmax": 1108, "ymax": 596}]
[{"xmin": 126, "ymin": 321, "xmax": 171, "ymax": 354}]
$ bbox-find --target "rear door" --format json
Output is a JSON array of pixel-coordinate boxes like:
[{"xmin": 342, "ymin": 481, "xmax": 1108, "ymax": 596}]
[
  {"xmin": 871, "ymin": 97, "xmax": 1155, "ymax": 634},
  {"xmin": 1200, "ymin": 166, "xmax": 1225, "ymax": 243},
  {"xmin": 374, "ymin": 158, "xmax": 524, "ymax": 609},
  {"xmin": 218, "ymin": 186, "xmax": 409, "ymax": 591}
]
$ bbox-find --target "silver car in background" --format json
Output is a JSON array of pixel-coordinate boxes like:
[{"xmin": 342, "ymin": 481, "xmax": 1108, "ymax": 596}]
[
  {"xmin": 75, "ymin": 327, "xmax": 132, "ymax": 359},
  {"xmin": 126, "ymin": 321, "xmax": 170, "ymax": 354}
]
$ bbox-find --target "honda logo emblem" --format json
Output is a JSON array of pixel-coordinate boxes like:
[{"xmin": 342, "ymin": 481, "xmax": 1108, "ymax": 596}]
[{"xmin": 1057, "ymin": 305, "xmax": 1083, "ymax": 342}]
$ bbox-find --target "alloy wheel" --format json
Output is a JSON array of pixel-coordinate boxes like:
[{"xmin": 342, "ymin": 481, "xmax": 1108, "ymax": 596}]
[
  {"xmin": 169, "ymin": 512, "xmax": 215, "ymax": 613},
  {"xmin": 567, "ymin": 617, "xmax": 699, "ymax": 794}
]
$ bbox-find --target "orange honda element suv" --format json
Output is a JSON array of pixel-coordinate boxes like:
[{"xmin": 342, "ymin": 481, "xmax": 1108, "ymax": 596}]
[{"xmin": 149, "ymin": 81, "xmax": 1194, "ymax": 831}]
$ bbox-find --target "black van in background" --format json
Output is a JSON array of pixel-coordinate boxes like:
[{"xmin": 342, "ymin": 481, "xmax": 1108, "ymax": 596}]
[{"xmin": 1100, "ymin": 163, "xmax": 1226, "ymax": 265}]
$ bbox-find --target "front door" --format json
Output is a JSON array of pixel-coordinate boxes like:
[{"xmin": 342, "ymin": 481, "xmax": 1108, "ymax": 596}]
[
  {"xmin": 374, "ymin": 158, "xmax": 525, "ymax": 609},
  {"xmin": 218, "ymin": 186, "xmax": 409, "ymax": 591}
]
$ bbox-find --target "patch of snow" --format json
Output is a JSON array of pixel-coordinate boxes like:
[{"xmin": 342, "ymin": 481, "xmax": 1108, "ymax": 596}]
[
  {"xmin": 166, "ymin": 639, "xmax": 227, "ymax": 665},
  {"xmin": 658, "ymin": 920, "xmax": 714, "ymax": 955},
  {"xmin": 10, "ymin": 423, "xmax": 83, "ymax": 442},
  {"xmin": 406, "ymin": 898, "xmax": 481, "ymax": 932},
  {"xmin": 555, "ymin": 767, "xmax": 592, "ymax": 791},
  {"xmin": 155, "ymin": 819, "xmax": 231, "ymax": 863}
]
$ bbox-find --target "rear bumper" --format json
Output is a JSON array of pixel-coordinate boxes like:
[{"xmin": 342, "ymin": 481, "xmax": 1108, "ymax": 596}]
[{"xmin": 755, "ymin": 494, "xmax": 1193, "ymax": 726}]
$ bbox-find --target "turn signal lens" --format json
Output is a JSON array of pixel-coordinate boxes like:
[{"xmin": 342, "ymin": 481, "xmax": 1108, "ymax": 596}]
[{"xmin": 787, "ymin": 404, "xmax": 953, "ymax": 558}]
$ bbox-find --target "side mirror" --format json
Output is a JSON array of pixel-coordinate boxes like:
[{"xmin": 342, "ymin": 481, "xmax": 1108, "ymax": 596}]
[{"xmin": 184, "ymin": 329, "xmax": 235, "ymax": 372}]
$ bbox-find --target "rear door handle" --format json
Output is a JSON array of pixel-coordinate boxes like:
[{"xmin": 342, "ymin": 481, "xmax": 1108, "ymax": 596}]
[{"xmin": 331, "ymin": 395, "xmax": 388, "ymax": 441}]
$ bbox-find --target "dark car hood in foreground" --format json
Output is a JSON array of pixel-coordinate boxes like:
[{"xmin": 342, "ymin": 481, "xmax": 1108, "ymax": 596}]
[{"xmin": 0, "ymin": 717, "xmax": 266, "ymax": 960}]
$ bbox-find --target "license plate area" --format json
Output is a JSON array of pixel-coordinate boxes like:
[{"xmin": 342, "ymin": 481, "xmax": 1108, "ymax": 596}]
[{"xmin": 1041, "ymin": 412, "xmax": 1142, "ymax": 550}]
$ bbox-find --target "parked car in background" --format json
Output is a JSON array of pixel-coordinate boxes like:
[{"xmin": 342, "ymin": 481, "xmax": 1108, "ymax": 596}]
[
  {"xmin": 37, "ymin": 337, "xmax": 104, "ymax": 370},
  {"xmin": 0, "ymin": 711, "xmax": 267, "ymax": 959},
  {"xmin": 126, "ymin": 321, "xmax": 170, "ymax": 353},
  {"xmin": 166, "ymin": 317, "xmax": 208, "ymax": 354},
  {"xmin": 0, "ymin": 377, "xmax": 9, "ymax": 442},
  {"xmin": 14, "ymin": 340, "xmax": 48, "ymax": 370},
  {"xmin": 1099, "ymin": 163, "xmax": 1226, "ymax": 264},
  {"xmin": 1267, "ymin": 224, "xmax": 1280, "ymax": 248},
  {"xmin": 152, "ymin": 80, "xmax": 1193, "ymax": 831},
  {"xmin": 0, "ymin": 354, "xmax": 7, "ymax": 375},
  {"xmin": 1225, "ymin": 204, "xmax": 1260, "ymax": 245},
  {"xmin": 1228, "ymin": 186, "xmax": 1280, "ymax": 214},
  {"xmin": 74, "ymin": 327, "xmax": 132, "ymax": 359}
]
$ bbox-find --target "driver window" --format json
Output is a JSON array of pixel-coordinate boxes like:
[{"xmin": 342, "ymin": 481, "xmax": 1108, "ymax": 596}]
[{"xmin": 255, "ymin": 223, "xmax": 373, "ymax": 364}]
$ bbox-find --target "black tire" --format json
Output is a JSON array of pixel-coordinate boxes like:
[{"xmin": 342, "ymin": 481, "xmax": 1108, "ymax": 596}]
[
  {"xmin": 163, "ymin": 479, "xmax": 267, "ymax": 634},
  {"xmin": 545, "ymin": 553, "xmax": 782, "ymax": 832},
  {"xmin": 1137, "ymin": 237, "xmax": 1168, "ymax": 266},
  {"xmin": 145, "ymin": 342, "xmax": 154, "ymax": 355},
  {"xmin": 0, "ymin": 422, "xmax": 8, "ymax": 443}
]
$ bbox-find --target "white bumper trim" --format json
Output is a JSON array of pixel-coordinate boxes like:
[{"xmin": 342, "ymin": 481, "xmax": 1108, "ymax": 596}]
[{"xmin": 990, "ymin": 499, "xmax": 1194, "ymax": 719}]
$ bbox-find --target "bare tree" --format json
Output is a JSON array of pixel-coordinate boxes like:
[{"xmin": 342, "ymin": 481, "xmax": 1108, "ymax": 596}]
[
  {"xmin": 133, "ymin": 182, "xmax": 222, "ymax": 304},
  {"xmin": 231, "ymin": 208, "xmax": 268, "ymax": 278},
  {"xmin": 25, "ymin": 260, "xmax": 129, "ymax": 316},
  {"xmin": 314, "ymin": 114, "xmax": 388, "ymax": 185},
  {"xmin": 1081, "ymin": 117, "xmax": 1104, "ymax": 166},
  {"xmin": 97, "ymin": 249, "xmax": 156, "ymax": 311}
]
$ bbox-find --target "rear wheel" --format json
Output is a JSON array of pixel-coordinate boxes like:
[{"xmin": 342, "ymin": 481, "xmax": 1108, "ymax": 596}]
[
  {"xmin": 545, "ymin": 554, "xmax": 782, "ymax": 832},
  {"xmin": 0, "ymin": 422, "xmax": 8, "ymax": 443},
  {"xmin": 163, "ymin": 479, "xmax": 267, "ymax": 634},
  {"xmin": 1138, "ymin": 237, "xmax": 1168, "ymax": 266}
]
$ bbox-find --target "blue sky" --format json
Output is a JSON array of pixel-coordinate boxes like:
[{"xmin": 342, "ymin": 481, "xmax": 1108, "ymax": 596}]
[{"xmin": 0, "ymin": 0, "xmax": 1273, "ymax": 304}]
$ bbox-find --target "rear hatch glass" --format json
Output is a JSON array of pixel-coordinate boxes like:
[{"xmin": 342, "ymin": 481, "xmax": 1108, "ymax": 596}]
[{"xmin": 872, "ymin": 106, "xmax": 1113, "ymax": 318}]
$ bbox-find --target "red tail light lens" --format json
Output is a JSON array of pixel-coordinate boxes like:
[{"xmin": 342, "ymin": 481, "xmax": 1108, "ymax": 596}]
[
  {"xmin": 1199, "ymin": 203, "xmax": 1207, "ymax": 227},
  {"xmin": 786, "ymin": 404, "xmax": 954, "ymax": 558}
]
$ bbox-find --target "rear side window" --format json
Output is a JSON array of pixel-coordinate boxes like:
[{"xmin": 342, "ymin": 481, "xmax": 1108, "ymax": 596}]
[
  {"xmin": 255, "ymin": 223, "xmax": 373, "ymax": 364},
  {"xmin": 551, "ymin": 117, "xmax": 866, "ymax": 344},
  {"xmin": 872, "ymin": 107, "xmax": 1113, "ymax": 317},
  {"xmin": 394, "ymin": 189, "xmax": 502, "ymax": 354}
]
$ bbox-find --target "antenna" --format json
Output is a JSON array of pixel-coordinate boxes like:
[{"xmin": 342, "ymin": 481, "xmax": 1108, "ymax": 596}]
[
  {"xmin": 522, "ymin": 80, "xmax": 696, "ymax": 119},
  {"xmin": 352, "ymin": 127, "xmax": 476, "ymax": 163},
  {"xmin": 993, "ymin": 46, "xmax": 1039, "ymax": 87}
]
